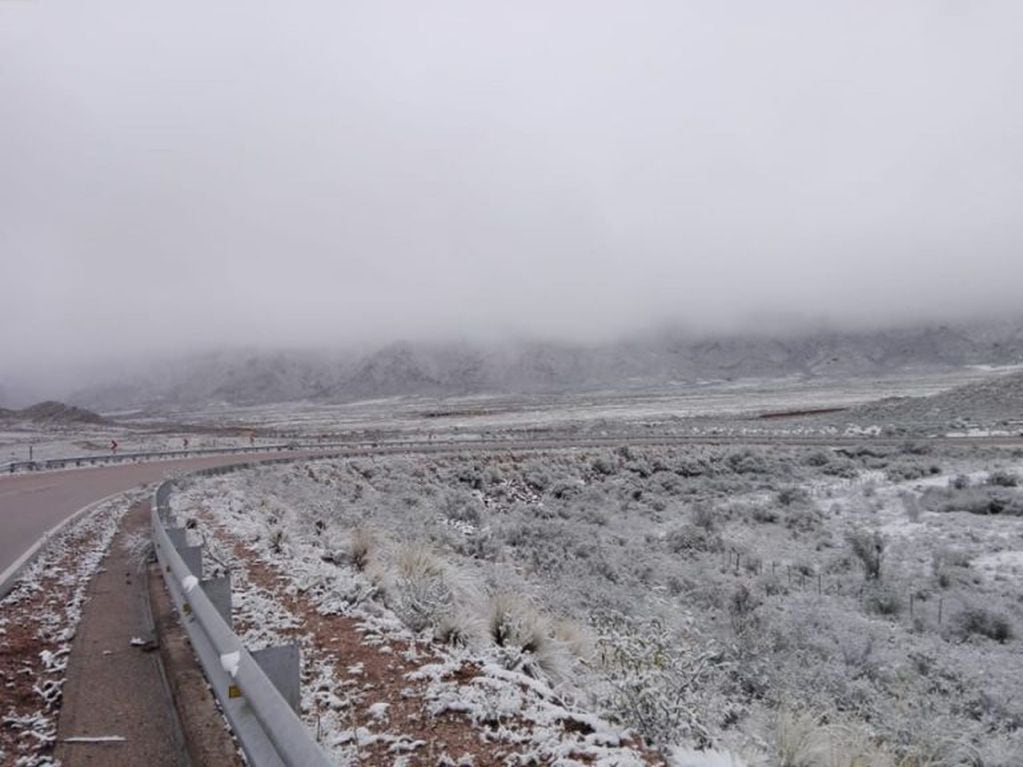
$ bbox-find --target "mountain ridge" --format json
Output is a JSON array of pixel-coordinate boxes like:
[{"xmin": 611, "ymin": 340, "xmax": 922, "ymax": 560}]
[{"xmin": 67, "ymin": 319, "xmax": 1023, "ymax": 412}]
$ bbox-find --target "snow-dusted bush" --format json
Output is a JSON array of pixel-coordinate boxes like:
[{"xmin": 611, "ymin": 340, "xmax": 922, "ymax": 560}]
[
  {"xmin": 596, "ymin": 614, "xmax": 722, "ymax": 747},
  {"xmin": 846, "ymin": 529, "xmax": 884, "ymax": 581},
  {"xmin": 931, "ymin": 546, "xmax": 971, "ymax": 588},
  {"xmin": 862, "ymin": 584, "xmax": 902, "ymax": 617},
  {"xmin": 920, "ymin": 484, "xmax": 1021, "ymax": 515},
  {"xmin": 726, "ymin": 448, "xmax": 771, "ymax": 475},
  {"xmin": 380, "ymin": 543, "xmax": 462, "ymax": 632},
  {"xmin": 347, "ymin": 526, "xmax": 376, "ymax": 571},
  {"xmin": 987, "ymin": 469, "xmax": 1019, "ymax": 487},
  {"xmin": 666, "ymin": 524, "xmax": 722, "ymax": 554},
  {"xmin": 775, "ymin": 711, "xmax": 898, "ymax": 767},
  {"xmin": 487, "ymin": 593, "xmax": 547, "ymax": 651},
  {"xmin": 952, "ymin": 606, "xmax": 1014, "ymax": 643},
  {"xmin": 784, "ymin": 505, "xmax": 822, "ymax": 534},
  {"xmin": 484, "ymin": 594, "xmax": 576, "ymax": 681},
  {"xmin": 439, "ymin": 488, "xmax": 484, "ymax": 525},
  {"xmin": 776, "ymin": 486, "xmax": 811, "ymax": 507}
]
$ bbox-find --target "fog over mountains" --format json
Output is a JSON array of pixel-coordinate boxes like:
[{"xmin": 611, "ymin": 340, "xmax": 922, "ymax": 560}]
[{"xmin": 52, "ymin": 318, "xmax": 1023, "ymax": 413}]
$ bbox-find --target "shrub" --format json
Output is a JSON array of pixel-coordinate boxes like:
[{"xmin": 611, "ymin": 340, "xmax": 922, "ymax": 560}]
[
  {"xmin": 433, "ymin": 610, "xmax": 479, "ymax": 646},
  {"xmin": 625, "ymin": 458, "xmax": 653, "ymax": 478},
  {"xmin": 821, "ymin": 461, "xmax": 859, "ymax": 479},
  {"xmin": 863, "ymin": 585, "xmax": 902, "ymax": 617},
  {"xmin": 487, "ymin": 593, "xmax": 548, "ymax": 651},
  {"xmin": 387, "ymin": 544, "xmax": 457, "ymax": 632},
  {"xmin": 550, "ymin": 479, "xmax": 582, "ymax": 499},
  {"xmin": 775, "ymin": 711, "xmax": 899, "ymax": 767},
  {"xmin": 666, "ymin": 524, "xmax": 722, "ymax": 554},
  {"xmin": 485, "ymin": 594, "xmax": 572, "ymax": 680},
  {"xmin": 926, "ymin": 486, "xmax": 1017, "ymax": 515},
  {"xmin": 846, "ymin": 529, "xmax": 884, "ymax": 581},
  {"xmin": 953, "ymin": 607, "xmax": 1014, "ymax": 643},
  {"xmin": 523, "ymin": 460, "xmax": 553, "ymax": 491},
  {"xmin": 751, "ymin": 505, "xmax": 780, "ymax": 524},
  {"xmin": 987, "ymin": 470, "xmax": 1019, "ymax": 487},
  {"xmin": 347, "ymin": 526, "xmax": 376, "ymax": 571},
  {"xmin": 728, "ymin": 583, "xmax": 760, "ymax": 636},
  {"xmin": 784, "ymin": 507, "xmax": 822, "ymax": 534},
  {"xmin": 886, "ymin": 462, "xmax": 930, "ymax": 482},
  {"xmin": 777, "ymin": 486, "xmax": 811, "ymax": 507},
  {"xmin": 804, "ymin": 450, "xmax": 832, "ymax": 467},
  {"xmin": 268, "ymin": 528, "xmax": 288, "ymax": 555},
  {"xmin": 726, "ymin": 449, "xmax": 769, "ymax": 475},
  {"xmin": 440, "ymin": 489, "xmax": 483, "ymax": 525},
  {"xmin": 692, "ymin": 502, "xmax": 717, "ymax": 531}
]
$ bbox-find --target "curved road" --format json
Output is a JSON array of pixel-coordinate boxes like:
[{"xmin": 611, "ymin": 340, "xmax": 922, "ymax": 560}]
[{"xmin": 0, "ymin": 450, "xmax": 332, "ymax": 575}]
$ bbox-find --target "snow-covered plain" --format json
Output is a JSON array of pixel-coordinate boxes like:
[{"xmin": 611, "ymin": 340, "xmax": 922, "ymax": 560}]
[
  {"xmin": 152, "ymin": 367, "xmax": 1007, "ymax": 441},
  {"xmin": 172, "ymin": 439, "xmax": 1023, "ymax": 765}
]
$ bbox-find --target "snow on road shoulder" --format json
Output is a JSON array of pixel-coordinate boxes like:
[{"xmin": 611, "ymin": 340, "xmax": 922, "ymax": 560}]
[{"xmin": 0, "ymin": 489, "xmax": 144, "ymax": 767}]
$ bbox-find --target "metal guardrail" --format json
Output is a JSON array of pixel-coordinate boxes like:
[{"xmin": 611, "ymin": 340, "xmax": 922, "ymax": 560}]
[{"xmin": 152, "ymin": 474, "xmax": 333, "ymax": 767}]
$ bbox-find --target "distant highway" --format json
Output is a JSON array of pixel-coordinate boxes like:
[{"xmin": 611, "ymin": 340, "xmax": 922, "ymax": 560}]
[{"xmin": 4, "ymin": 433, "xmax": 1022, "ymax": 577}]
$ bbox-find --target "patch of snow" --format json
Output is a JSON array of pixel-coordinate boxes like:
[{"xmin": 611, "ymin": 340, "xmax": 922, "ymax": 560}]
[{"xmin": 220, "ymin": 651, "xmax": 241, "ymax": 678}]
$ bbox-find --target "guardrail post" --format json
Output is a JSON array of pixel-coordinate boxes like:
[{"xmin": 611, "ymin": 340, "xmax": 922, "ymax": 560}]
[
  {"xmin": 251, "ymin": 644, "xmax": 301, "ymax": 714},
  {"xmin": 151, "ymin": 477, "xmax": 332, "ymax": 766},
  {"xmin": 202, "ymin": 574, "xmax": 233, "ymax": 627},
  {"xmin": 166, "ymin": 527, "xmax": 188, "ymax": 551},
  {"xmin": 179, "ymin": 545, "xmax": 203, "ymax": 578}
]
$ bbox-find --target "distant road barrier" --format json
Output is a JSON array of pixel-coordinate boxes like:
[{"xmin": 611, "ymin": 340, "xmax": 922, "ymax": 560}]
[
  {"xmin": 4, "ymin": 443, "xmax": 295, "ymax": 474},
  {"xmin": 10, "ymin": 431, "xmax": 1023, "ymax": 478},
  {"xmin": 152, "ymin": 467, "xmax": 334, "ymax": 767}
]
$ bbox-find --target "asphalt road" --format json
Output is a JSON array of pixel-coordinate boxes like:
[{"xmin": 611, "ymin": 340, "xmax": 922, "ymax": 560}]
[{"xmin": 0, "ymin": 451, "xmax": 332, "ymax": 575}]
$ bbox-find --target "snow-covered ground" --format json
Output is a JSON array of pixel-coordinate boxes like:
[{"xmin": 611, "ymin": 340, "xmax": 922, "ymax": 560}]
[
  {"xmin": 152, "ymin": 367, "xmax": 1004, "ymax": 440},
  {"xmin": 171, "ymin": 441, "xmax": 1023, "ymax": 765}
]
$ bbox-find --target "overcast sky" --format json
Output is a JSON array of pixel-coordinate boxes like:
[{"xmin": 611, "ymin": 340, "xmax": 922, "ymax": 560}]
[{"xmin": 2, "ymin": 1, "xmax": 1023, "ymax": 377}]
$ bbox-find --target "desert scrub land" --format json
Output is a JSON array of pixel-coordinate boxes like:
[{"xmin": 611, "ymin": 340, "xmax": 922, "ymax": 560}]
[{"xmin": 173, "ymin": 442, "xmax": 1023, "ymax": 765}]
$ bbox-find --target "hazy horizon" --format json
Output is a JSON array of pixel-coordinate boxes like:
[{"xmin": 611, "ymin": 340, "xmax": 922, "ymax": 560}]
[{"xmin": 4, "ymin": 2, "xmax": 1023, "ymax": 387}]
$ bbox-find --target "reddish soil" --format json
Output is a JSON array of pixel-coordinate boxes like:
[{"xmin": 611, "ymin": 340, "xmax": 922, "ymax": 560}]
[{"xmin": 199, "ymin": 513, "xmax": 664, "ymax": 766}]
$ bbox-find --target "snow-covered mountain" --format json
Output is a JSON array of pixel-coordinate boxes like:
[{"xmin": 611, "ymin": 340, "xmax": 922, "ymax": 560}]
[{"xmin": 68, "ymin": 319, "xmax": 1023, "ymax": 412}]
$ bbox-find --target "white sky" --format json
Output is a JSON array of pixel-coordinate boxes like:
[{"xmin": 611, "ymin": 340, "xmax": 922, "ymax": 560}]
[{"xmin": 2, "ymin": 1, "xmax": 1022, "ymax": 376}]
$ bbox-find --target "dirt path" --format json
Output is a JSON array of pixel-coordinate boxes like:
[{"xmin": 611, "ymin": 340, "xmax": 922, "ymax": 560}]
[{"xmin": 54, "ymin": 502, "xmax": 187, "ymax": 766}]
